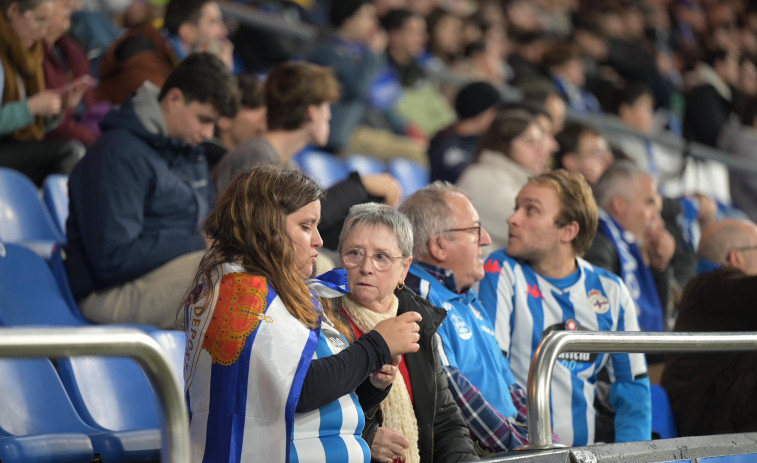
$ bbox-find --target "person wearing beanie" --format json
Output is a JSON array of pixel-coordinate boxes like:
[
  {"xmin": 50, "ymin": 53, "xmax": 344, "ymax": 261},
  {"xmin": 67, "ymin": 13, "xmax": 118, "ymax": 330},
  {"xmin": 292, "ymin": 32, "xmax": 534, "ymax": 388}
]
[
  {"xmin": 427, "ymin": 81, "xmax": 501, "ymax": 183},
  {"xmin": 309, "ymin": 0, "xmax": 386, "ymax": 152}
]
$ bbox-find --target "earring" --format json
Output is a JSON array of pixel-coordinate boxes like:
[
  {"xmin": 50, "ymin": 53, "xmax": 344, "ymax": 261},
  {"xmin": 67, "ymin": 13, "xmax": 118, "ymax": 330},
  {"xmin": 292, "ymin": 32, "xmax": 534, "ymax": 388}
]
[{"xmin": 396, "ymin": 282, "xmax": 405, "ymax": 290}]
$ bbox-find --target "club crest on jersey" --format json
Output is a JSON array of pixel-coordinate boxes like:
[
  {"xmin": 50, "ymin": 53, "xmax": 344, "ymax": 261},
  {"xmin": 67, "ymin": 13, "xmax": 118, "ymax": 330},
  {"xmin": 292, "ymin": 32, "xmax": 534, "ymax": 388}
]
[
  {"xmin": 588, "ymin": 289, "xmax": 610, "ymax": 314},
  {"xmin": 449, "ymin": 313, "xmax": 472, "ymax": 340},
  {"xmin": 442, "ymin": 301, "xmax": 454, "ymax": 312}
]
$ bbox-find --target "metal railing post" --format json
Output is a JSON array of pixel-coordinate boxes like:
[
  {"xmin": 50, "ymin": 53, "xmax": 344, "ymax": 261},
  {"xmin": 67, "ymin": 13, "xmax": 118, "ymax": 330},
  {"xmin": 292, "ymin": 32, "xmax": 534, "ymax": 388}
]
[
  {"xmin": 0, "ymin": 327, "xmax": 190, "ymax": 463},
  {"xmin": 518, "ymin": 331, "xmax": 757, "ymax": 450}
]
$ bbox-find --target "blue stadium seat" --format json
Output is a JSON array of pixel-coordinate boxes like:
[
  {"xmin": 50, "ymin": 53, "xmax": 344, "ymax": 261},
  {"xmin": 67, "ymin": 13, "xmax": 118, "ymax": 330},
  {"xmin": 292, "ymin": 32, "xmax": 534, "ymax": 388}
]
[
  {"xmin": 0, "ymin": 357, "xmax": 95, "ymax": 463},
  {"xmin": 0, "ymin": 168, "xmax": 64, "ymax": 256},
  {"xmin": 0, "ymin": 356, "xmax": 162, "ymax": 463},
  {"xmin": 56, "ymin": 356, "xmax": 162, "ymax": 461},
  {"xmin": 0, "ymin": 242, "xmax": 88, "ymax": 326},
  {"xmin": 294, "ymin": 149, "xmax": 350, "ymax": 188},
  {"xmin": 49, "ymin": 244, "xmax": 91, "ymax": 324},
  {"xmin": 344, "ymin": 154, "xmax": 386, "ymax": 176},
  {"xmin": 43, "ymin": 174, "xmax": 69, "ymax": 238},
  {"xmin": 387, "ymin": 158, "xmax": 430, "ymax": 200},
  {"xmin": 651, "ymin": 384, "xmax": 678, "ymax": 439},
  {"xmin": 150, "ymin": 330, "xmax": 186, "ymax": 387}
]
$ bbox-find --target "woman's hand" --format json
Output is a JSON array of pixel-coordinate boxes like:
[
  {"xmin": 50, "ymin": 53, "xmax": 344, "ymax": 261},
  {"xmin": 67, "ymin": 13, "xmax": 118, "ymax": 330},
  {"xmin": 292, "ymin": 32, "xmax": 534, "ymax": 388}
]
[
  {"xmin": 27, "ymin": 90, "xmax": 62, "ymax": 117},
  {"xmin": 373, "ymin": 311, "xmax": 421, "ymax": 357},
  {"xmin": 370, "ymin": 427, "xmax": 410, "ymax": 463},
  {"xmin": 370, "ymin": 355, "xmax": 400, "ymax": 390}
]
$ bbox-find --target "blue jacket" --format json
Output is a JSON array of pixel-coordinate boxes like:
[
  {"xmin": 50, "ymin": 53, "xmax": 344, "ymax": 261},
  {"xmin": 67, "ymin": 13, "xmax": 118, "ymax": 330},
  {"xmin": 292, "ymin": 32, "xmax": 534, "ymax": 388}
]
[{"xmin": 65, "ymin": 85, "xmax": 210, "ymax": 299}]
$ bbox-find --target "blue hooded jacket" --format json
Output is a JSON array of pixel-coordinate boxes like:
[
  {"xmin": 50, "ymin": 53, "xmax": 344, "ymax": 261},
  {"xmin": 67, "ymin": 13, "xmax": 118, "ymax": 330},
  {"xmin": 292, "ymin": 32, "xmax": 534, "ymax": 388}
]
[{"xmin": 65, "ymin": 83, "xmax": 211, "ymax": 299}]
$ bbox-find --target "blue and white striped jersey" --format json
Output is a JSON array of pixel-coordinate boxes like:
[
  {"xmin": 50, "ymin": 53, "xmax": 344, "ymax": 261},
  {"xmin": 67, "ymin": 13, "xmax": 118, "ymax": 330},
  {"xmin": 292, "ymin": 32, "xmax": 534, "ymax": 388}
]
[
  {"xmin": 290, "ymin": 321, "xmax": 370, "ymax": 463},
  {"xmin": 185, "ymin": 264, "xmax": 370, "ymax": 463},
  {"xmin": 477, "ymin": 251, "xmax": 651, "ymax": 446}
]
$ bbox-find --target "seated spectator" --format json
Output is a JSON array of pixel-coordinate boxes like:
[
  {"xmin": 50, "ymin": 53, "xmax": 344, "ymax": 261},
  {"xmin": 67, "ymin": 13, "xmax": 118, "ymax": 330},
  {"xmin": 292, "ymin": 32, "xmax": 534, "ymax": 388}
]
[
  {"xmin": 427, "ymin": 81, "xmax": 500, "ymax": 183},
  {"xmin": 478, "ymin": 169, "xmax": 651, "ymax": 446},
  {"xmin": 611, "ymin": 82, "xmax": 729, "ymax": 201},
  {"xmin": 43, "ymin": 0, "xmax": 107, "ymax": 147},
  {"xmin": 661, "ymin": 218, "xmax": 757, "ymax": 436},
  {"xmin": 541, "ymin": 42, "xmax": 602, "ymax": 114},
  {"xmin": 422, "ymin": 7, "xmax": 463, "ymax": 67},
  {"xmin": 0, "ymin": 0, "xmax": 87, "ymax": 185},
  {"xmin": 202, "ymin": 73, "xmax": 266, "ymax": 171},
  {"xmin": 309, "ymin": 0, "xmax": 386, "ymax": 153},
  {"xmin": 184, "ymin": 165, "xmax": 422, "ymax": 461},
  {"xmin": 554, "ymin": 122, "xmax": 615, "ymax": 186},
  {"xmin": 335, "ymin": 203, "xmax": 478, "ymax": 462},
  {"xmin": 457, "ymin": 110, "xmax": 549, "ymax": 250},
  {"xmin": 96, "ymin": 0, "xmax": 233, "ymax": 104},
  {"xmin": 65, "ymin": 52, "xmax": 239, "ymax": 329},
  {"xmin": 212, "ymin": 62, "xmax": 402, "ymax": 249},
  {"xmin": 369, "ymin": 9, "xmax": 455, "ymax": 140},
  {"xmin": 585, "ymin": 161, "xmax": 675, "ymax": 333},
  {"xmin": 683, "ymin": 47, "xmax": 739, "ymax": 147},
  {"xmin": 400, "ymin": 182, "xmax": 543, "ymax": 453},
  {"xmin": 521, "ymin": 84, "xmax": 566, "ymax": 134}
]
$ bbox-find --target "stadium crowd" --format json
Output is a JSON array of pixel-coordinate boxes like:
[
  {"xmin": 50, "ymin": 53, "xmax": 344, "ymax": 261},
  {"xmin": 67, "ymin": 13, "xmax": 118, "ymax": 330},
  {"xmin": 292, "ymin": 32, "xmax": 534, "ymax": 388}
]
[{"xmin": 2, "ymin": 0, "xmax": 757, "ymax": 460}]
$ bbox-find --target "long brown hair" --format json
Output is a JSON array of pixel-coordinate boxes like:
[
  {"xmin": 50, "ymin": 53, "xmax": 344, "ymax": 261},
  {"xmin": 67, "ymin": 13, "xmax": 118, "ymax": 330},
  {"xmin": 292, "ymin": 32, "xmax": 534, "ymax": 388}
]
[{"xmin": 187, "ymin": 165, "xmax": 325, "ymax": 329}]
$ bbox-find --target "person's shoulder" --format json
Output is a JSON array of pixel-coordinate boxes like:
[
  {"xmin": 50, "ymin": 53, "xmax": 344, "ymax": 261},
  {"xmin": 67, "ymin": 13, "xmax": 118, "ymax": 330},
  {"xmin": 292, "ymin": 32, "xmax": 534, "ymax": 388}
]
[{"xmin": 218, "ymin": 272, "xmax": 274, "ymax": 301}]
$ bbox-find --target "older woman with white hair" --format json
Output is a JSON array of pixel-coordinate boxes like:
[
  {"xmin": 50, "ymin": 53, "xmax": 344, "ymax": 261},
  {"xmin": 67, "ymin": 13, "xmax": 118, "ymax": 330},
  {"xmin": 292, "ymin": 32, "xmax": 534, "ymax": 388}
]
[{"xmin": 334, "ymin": 203, "xmax": 478, "ymax": 463}]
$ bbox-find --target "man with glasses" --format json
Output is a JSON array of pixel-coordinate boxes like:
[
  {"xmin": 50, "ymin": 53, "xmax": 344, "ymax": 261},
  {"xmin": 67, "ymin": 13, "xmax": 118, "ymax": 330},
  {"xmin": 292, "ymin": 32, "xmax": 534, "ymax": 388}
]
[
  {"xmin": 400, "ymin": 181, "xmax": 539, "ymax": 453},
  {"xmin": 662, "ymin": 218, "xmax": 757, "ymax": 437},
  {"xmin": 478, "ymin": 170, "xmax": 651, "ymax": 446}
]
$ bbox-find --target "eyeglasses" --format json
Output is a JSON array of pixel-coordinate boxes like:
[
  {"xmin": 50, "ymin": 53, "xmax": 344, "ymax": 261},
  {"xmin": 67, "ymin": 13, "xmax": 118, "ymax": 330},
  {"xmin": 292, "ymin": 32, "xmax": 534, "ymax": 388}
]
[
  {"xmin": 442, "ymin": 225, "xmax": 482, "ymax": 243},
  {"xmin": 340, "ymin": 248, "xmax": 406, "ymax": 271},
  {"xmin": 23, "ymin": 9, "xmax": 51, "ymax": 32},
  {"xmin": 734, "ymin": 245, "xmax": 757, "ymax": 252}
]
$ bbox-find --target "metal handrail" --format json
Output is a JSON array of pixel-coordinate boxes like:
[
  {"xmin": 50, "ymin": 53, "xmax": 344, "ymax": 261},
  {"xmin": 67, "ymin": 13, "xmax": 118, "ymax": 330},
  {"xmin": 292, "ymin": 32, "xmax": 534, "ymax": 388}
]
[
  {"xmin": 0, "ymin": 327, "xmax": 190, "ymax": 463},
  {"xmin": 519, "ymin": 330, "xmax": 757, "ymax": 450}
]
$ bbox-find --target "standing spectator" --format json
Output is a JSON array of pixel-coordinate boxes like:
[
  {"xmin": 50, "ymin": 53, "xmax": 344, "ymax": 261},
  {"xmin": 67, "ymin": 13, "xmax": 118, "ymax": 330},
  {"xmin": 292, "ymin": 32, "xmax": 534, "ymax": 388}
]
[
  {"xmin": 0, "ymin": 0, "xmax": 87, "ymax": 185},
  {"xmin": 478, "ymin": 170, "xmax": 651, "ymax": 446},
  {"xmin": 65, "ymin": 52, "xmax": 239, "ymax": 329}
]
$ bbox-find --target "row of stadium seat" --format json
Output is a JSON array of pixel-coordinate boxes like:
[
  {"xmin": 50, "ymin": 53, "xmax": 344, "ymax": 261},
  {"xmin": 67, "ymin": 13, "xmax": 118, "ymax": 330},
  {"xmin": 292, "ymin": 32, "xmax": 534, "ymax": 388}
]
[{"xmin": 295, "ymin": 150, "xmax": 430, "ymax": 198}]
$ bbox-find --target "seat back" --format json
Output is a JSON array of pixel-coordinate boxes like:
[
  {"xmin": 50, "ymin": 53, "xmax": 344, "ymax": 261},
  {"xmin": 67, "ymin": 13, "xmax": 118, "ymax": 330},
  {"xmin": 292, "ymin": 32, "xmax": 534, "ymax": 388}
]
[
  {"xmin": 344, "ymin": 154, "xmax": 386, "ymax": 176},
  {"xmin": 42, "ymin": 174, "xmax": 69, "ymax": 238},
  {"xmin": 0, "ymin": 168, "xmax": 64, "ymax": 243},
  {"xmin": 57, "ymin": 356, "xmax": 161, "ymax": 431},
  {"xmin": 295, "ymin": 150, "xmax": 350, "ymax": 189},
  {"xmin": 150, "ymin": 330, "xmax": 186, "ymax": 388},
  {"xmin": 651, "ymin": 384, "xmax": 678, "ymax": 439},
  {"xmin": 0, "ymin": 357, "xmax": 94, "ymax": 435},
  {"xmin": 0, "ymin": 242, "xmax": 88, "ymax": 326},
  {"xmin": 387, "ymin": 158, "xmax": 430, "ymax": 201},
  {"xmin": 49, "ymin": 245, "xmax": 91, "ymax": 324}
]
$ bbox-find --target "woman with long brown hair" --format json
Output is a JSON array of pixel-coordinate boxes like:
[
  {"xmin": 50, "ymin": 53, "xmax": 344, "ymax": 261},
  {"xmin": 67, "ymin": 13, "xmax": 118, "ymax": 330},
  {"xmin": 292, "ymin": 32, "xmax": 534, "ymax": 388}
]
[{"xmin": 183, "ymin": 165, "xmax": 422, "ymax": 462}]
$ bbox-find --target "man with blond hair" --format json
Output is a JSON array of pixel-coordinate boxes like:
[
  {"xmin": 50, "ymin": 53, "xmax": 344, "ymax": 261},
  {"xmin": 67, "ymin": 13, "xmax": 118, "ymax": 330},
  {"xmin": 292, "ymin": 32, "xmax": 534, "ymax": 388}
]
[{"xmin": 478, "ymin": 169, "xmax": 651, "ymax": 446}]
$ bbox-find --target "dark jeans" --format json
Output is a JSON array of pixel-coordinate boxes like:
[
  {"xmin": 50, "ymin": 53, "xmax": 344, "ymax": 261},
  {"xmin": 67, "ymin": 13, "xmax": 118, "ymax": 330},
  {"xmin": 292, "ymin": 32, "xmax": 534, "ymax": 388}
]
[{"xmin": 0, "ymin": 138, "xmax": 85, "ymax": 185}]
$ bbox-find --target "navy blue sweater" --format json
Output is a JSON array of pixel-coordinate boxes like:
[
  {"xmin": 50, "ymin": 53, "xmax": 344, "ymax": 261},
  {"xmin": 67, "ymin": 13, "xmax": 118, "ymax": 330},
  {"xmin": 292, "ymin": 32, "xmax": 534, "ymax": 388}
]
[{"xmin": 65, "ymin": 97, "xmax": 210, "ymax": 299}]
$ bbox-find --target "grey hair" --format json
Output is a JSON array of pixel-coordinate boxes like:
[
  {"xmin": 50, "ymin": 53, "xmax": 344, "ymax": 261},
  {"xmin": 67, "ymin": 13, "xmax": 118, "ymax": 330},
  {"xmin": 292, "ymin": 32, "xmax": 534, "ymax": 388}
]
[
  {"xmin": 593, "ymin": 160, "xmax": 649, "ymax": 209},
  {"xmin": 338, "ymin": 203, "xmax": 414, "ymax": 257},
  {"xmin": 399, "ymin": 181, "xmax": 466, "ymax": 260}
]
